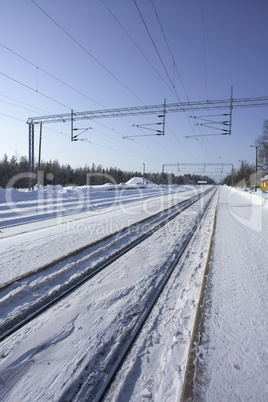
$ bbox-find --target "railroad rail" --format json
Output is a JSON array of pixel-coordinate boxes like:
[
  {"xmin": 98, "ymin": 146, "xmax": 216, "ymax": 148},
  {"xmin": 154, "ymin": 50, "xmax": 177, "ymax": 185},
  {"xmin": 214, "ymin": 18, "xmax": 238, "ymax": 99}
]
[
  {"xmin": 0, "ymin": 188, "xmax": 214, "ymax": 343},
  {"xmin": 0, "ymin": 187, "xmax": 162, "ymax": 232},
  {"xmin": 60, "ymin": 187, "xmax": 218, "ymax": 401}
]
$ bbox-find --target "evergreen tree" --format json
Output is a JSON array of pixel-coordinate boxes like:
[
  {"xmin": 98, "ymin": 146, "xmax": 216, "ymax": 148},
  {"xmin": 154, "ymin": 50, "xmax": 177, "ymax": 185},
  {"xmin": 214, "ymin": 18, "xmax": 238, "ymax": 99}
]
[{"xmin": 256, "ymin": 120, "xmax": 268, "ymax": 173}]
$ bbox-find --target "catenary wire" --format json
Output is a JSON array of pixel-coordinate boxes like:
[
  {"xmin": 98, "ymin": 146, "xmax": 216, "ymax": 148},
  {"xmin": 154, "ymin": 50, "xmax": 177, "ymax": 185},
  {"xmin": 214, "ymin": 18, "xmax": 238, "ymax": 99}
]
[
  {"xmin": 30, "ymin": 0, "xmax": 146, "ymax": 105},
  {"xmin": 0, "ymin": 71, "xmax": 70, "ymax": 111},
  {"xmin": 149, "ymin": 0, "xmax": 220, "ymax": 163},
  {"xmin": 27, "ymin": 1, "xmax": 193, "ymax": 163},
  {"xmin": 133, "ymin": 0, "xmax": 177, "ymax": 98},
  {"xmin": 101, "ymin": 0, "xmax": 175, "ymax": 97},
  {"xmin": 202, "ymin": 0, "xmax": 208, "ymax": 100},
  {"xmin": 0, "ymin": 93, "xmax": 51, "ymax": 114},
  {"xmin": 0, "ymin": 80, "xmax": 176, "ymax": 167},
  {"xmin": 0, "ymin": 61, "xmax": 163, "ymax": 164},
  {"xmin": 0, "ymin": 43, "xmax": 106, "ymax": 110},
  {"xmin": 0, "ymin": 68, "xmax": 210, "ymax": 168},
  {"xmin": 0, "ymin": 97, "xmax": 50, "ymax": 116},
  {"xmin": 0, "ymin": 41, "xmax": 177, "ymax": 162},
  {"xmin": 1, "ymin": 4, "xmax": 199, "ymax": 168},
  {"xmin": 135, "ymin": 0, "xmax": 204, "ymax": 147},
  {"xmin": 99, "ymin": 0, "xmax": 202, "ymax": 163}
]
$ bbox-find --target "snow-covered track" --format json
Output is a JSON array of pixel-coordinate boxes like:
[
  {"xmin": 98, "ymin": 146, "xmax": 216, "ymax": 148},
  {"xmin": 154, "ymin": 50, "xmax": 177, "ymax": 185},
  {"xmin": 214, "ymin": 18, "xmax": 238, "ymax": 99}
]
[
  {"xmin": 0, "ymin": 187, "xmax": 165, "ymax": 233},
  {"xmin": 58, "ymin": 188, "xmax": 217, "ymax": 401},
  {"xmin": 0, "ymin": 188, "xmax": 210, "ymax": 292},
  {"xmin": 0, "ymin": 188, "xmax": 214, "ymax": 344}
]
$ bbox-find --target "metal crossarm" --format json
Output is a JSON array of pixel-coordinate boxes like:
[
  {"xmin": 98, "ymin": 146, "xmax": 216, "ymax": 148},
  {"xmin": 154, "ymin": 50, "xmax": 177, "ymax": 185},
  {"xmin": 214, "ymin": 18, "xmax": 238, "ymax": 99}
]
[
  {"xmin": 26, "ymin": 94, "xmax": 268, "ymax": 189},
  {"xmin": 26, "ymin": 96, "xmax": 268, "ymax": 125}
]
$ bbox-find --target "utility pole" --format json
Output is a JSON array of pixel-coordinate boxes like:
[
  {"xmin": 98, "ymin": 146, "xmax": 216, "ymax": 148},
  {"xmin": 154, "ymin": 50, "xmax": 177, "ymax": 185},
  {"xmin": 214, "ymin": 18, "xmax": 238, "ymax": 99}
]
[
  {"xmin": 255, "ymin": 146, "xmax": 258, "ymax": 192},
  {"xmin": 143, "ymin": 163, "xmax": 145, "ymax": 184},
  {"xmin": 38, "ymin": 122, "xmax": 42, "ymax": 189},
  {"xmin": 249, "ymin": 145, "xmax": 258, "ymax": 191},
  {"xmin": 28, "ymin": 121, "xmax": 34, "ymax": 191},
  {"xmin": 238, "ymin": 160, "xmax": 244, "ymax": 187},
  {"xmin": 71, "ymin": 109, "xmax": 74, "ymax": 141},
  {"xmin": 162, "ymin": 98, "xmax": 166, "ymax": 136}
]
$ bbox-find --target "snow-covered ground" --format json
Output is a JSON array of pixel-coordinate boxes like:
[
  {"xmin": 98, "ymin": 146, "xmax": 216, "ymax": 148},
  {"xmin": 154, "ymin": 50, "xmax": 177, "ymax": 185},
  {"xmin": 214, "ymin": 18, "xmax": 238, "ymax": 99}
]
[
  {"xmin": 194, "ymin": 186, "xmax": 268, "ymax": 401},
  {"xmin": 0, "ymin": 183, "xmax": 267, "ymax": 401},
  {"xmin": 0, "ymin": 184, "xmax": 206, "ymax": 286}
]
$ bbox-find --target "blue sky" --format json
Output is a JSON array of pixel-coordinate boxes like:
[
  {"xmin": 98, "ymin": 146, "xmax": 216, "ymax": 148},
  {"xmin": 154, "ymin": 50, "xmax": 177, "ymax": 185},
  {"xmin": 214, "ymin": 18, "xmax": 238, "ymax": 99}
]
[{"xmin": 0, "ymin": 0, "xmax": 268, "ymax": 180}]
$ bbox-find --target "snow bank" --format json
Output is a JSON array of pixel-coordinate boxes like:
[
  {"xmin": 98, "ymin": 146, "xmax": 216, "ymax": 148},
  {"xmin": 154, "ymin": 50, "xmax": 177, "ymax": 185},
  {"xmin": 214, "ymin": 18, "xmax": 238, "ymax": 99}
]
[{"xmin": 126, "ymin": 177, "xmax": 157, "ymax": 186}]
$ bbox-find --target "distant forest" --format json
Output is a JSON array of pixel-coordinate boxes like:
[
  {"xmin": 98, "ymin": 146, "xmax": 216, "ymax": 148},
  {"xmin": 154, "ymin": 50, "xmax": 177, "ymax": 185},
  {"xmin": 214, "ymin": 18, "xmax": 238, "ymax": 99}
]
[
  {"xmin": 223, "ymin": 121, "xmax": 268, "ymax": 187},
  {"xmin": 1, "ymin": 122, "xmax": 267, "ymax": 189},
  {"xmin": 0, "ymin": 154, "xmax": 215, "ymax": 188}
]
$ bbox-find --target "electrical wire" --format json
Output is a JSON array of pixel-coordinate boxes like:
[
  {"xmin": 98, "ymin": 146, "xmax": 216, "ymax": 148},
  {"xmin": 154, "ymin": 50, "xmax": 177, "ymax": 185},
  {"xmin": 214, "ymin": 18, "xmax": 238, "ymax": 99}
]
[
  {"xmin": 0, "ymin": 42, "xmax": 157, "ymax": 153},
  {"xmin": 150, "ymin": 1, "xmax": 192, "ymax": 105},
  {"xmin": 0, "ymin": 43, "xmax": 106, "ymax": 110},
  {"xmin": 28, "ymin": 0, "xmax": 200, "ymax": 165},
  {"xmin": 0, "ymin": 96, "xmax": 50, "ymax": 116},
  {"xmin": 99, "ymin": 1, "xmax": 194, "ymax": 158},
  {"xmin": 0, "ymin": 112, "xmax": 26, "ymax": 123},
  {"xmin": 138, "ymin": 0, "xmax": 204, "ymax": 146},
  {"xmin": 29, "ymin": 0, "xmax": 212, "ymax": 168},
  {"xmin": 90, "ymin": 135, "xmax": 163, "ymax": 167},
  {"xmin": 0, "ymin": 93, "xmax": 50, "ymax": 114},
  {"xmin": 101, "ymin": 0, "xmax": 201, "ymax": 164},
  {"xmin": 0, "ymin": 78, "xmax": 173, "ymax": 167},
  {"xmin": 0, "ymin": 71, "xmax": 70, "ymax": 110},
  {"xmin": 30, "ymin": 0, "xmax": 145, "ymax": 105},
  {"xmin": 202, "ymin": 0, "xmax": 208, "ymax": 100},
  {"xmin": 133, "ymin": 0, "xmax": 178, "ymax": 99},
  {"xmin": 29, "ymin": 0, "xmax": 179, "ymax": 161},
  {"xmin": 101, "ymin": 0, "xmax": 175, "ymax": 97},
  {"xmin": 150, "ymin": 0, "xmax": 222, "ymax": 164},
  {"xmin": 0, "ymin": 68, "xmax": 212, "ymax": 167},
  {"xmin": 0, "ymin": 3, "xmax": 209, "ymax": 170}
]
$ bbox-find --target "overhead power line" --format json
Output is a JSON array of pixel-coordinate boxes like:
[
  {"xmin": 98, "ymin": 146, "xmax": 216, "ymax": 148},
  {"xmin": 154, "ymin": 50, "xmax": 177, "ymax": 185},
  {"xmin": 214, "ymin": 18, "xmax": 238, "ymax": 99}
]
[
  {"xmin": 101, "ymin": 0, "xmax": 173, "ymax": 95},
  {"xmin": 0, "ymin": 112, "xmax": 26, "ymax": 123},
  {"xmin": 149, "ymin": 0, "xmax": 212, "ymax": 157},
  {"xmin": 150, "ymin": 1, "xmax": 192, "ymax": 105},
  {"xmin": 0, "ymin": 42, "xmax": 106, "ymax": 109},
  {"xmin": 133, "ymin": 0, "xmax": 178, "ymax": 99},
  {"xmin": 0, "ymin": 71, "xmax": 70, "ymax": 110},
  {"xmin": 0, "ymin": 93, "xmax": 50, "ymax": 114},
  {"xmin": 27, "ymin": 1, "xmax": 197, "ymax": 161},
  {"xmin": 202, "ymin": 0, "xmax": 208, "ymax": 99},
  {"xmin": 30, "ymin": 0, "xmax": 145, "ymax": 105},
  {"xmin": 150, "ymin": 0, "xmax": 173, "ymax": 65}
]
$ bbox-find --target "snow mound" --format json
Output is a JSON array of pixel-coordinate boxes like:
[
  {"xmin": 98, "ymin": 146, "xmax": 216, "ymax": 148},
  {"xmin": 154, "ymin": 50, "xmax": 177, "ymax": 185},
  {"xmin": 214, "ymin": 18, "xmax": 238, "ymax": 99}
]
[{"xmin": 126, "ymin": 177, "xmax": 157, "ymax": 186}]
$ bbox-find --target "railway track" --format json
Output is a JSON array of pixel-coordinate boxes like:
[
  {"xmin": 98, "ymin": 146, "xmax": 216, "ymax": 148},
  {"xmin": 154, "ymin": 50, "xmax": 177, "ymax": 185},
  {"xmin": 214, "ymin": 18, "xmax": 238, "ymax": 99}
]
[
  {"xmin": 0, "ymin": 187, "xmax": 217, "ymax": 401},
  {"xmin": 0, "ymin": 187, "xmax": 169, "ymax": 232},
  {"xmin": 0, "ymin": 188, "xmax": 213, "ymax": 343},
  {"xmin": 0, "ymin": 189, "xmax": 199, "ymax": 288},
  {"xmin": 69, "ymin": 187, "xmax": 217, "ymax": 402}
]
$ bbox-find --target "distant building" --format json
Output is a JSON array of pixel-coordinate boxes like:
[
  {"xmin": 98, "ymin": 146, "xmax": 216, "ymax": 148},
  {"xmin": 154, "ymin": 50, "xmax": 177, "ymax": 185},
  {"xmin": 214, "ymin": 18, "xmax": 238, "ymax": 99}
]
[{"xmin": 260, "ymin": 175, "xmax": 268, "ymax": 191}]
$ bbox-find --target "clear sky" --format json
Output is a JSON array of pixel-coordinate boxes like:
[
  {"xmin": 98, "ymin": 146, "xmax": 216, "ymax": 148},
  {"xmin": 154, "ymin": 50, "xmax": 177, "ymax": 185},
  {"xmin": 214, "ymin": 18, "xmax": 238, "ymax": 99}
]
[{"xmin": 0, "ymin": 0, "xmax": 268, "ymax": 181}]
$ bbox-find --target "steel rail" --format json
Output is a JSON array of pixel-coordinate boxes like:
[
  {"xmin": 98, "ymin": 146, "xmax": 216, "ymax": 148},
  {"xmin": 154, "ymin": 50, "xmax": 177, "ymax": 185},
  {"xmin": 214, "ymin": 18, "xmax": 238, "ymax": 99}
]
[
  {"xmin": 0, "ymin": 187, "xmax": 164, "ymax": 234},
  {"xmin": 65, "ymin": 187, "xmax": 217, "ymax": 402},
  {"xmin": 0, "ymin": 189, "xmax": 207, "ymax": 291},
  {"xmin": 0, "ymin": 188, "xmax": 213, "ymax": 343}
]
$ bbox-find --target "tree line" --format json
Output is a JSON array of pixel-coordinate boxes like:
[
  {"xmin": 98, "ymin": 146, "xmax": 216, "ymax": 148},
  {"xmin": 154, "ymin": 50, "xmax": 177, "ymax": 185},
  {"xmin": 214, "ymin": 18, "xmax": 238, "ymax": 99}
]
[
  {"xmin": 0, "ymin": 155, "xmax": 215, "ymax": 188},
  {"xmin": 3, "ymin": 120, "xmax": 266, "ymax": 189},
  {"xmin": 223, "ymin": 120, "xmax": 268, "ymax": 187}
]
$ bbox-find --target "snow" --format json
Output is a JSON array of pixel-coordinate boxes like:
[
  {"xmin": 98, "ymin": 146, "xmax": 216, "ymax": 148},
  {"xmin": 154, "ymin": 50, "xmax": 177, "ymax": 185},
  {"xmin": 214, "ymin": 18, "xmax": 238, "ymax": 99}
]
[
  {"xmin": 125, "ymin": 177, "xmax": 157, "ymax": 186},
  {"xmin": 0, "ymin": 184, "xmax": 198, "ymax": 285},
  {"xmin": 194, "ymin": 186, "xmax": 268, "ymax": 401},
  {"xmin": 0, "ymin": 184, "xmax": 267, "ymax": 400}
]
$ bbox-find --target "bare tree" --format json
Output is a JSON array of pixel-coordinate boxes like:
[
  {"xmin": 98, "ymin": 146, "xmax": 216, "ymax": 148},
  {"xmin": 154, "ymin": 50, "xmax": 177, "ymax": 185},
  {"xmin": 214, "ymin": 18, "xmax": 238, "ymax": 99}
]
[{"xmin": 256, "ymin": 120, "xmax": 268, "ymax": 173}]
